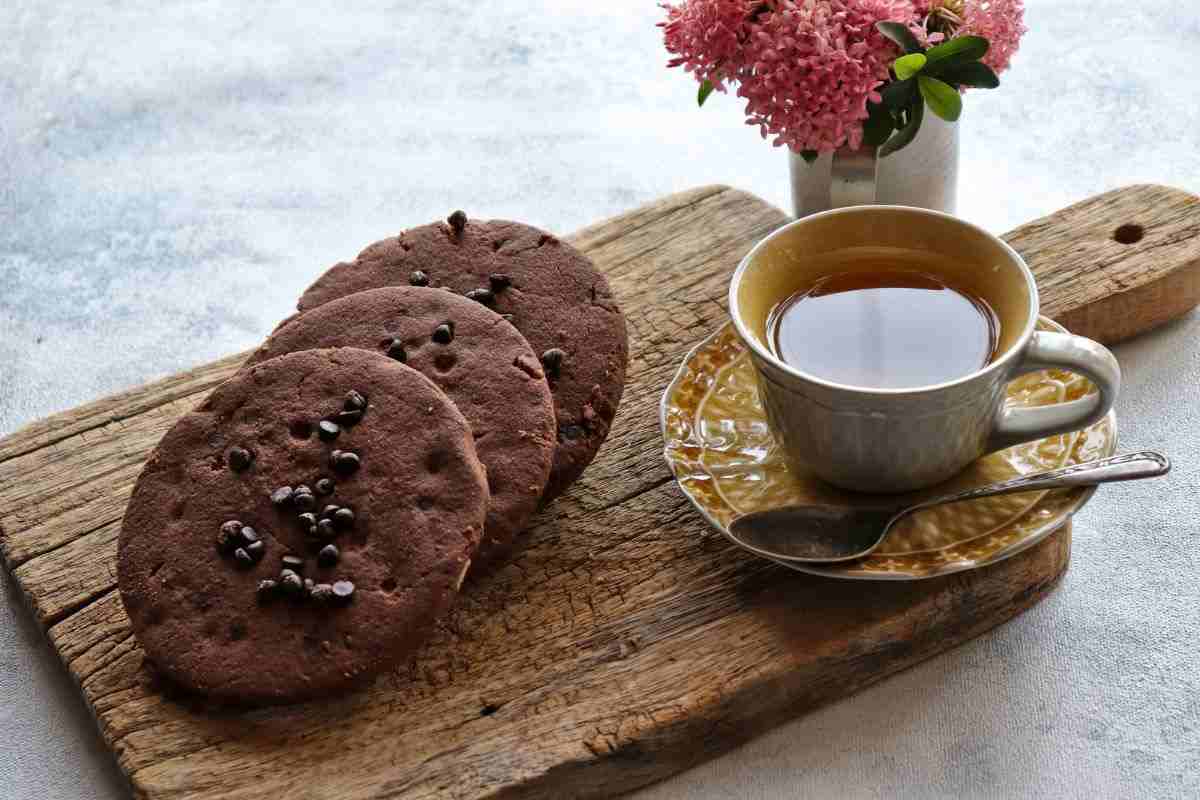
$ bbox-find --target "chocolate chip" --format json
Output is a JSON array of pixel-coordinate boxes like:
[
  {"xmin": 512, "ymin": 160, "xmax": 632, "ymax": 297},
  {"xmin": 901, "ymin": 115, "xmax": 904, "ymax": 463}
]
[
  {"xmin": 233, "ymin": 548, "xmax": 254, "ymax": 569},
  {"xmin": 310, "ymin": 583, "xmax": 334, "ymax": 603},
  {"xmin": 315, "ymin": 478, "xmax": 335, "ymax": 495},
  {"xmin": 332, "ymin": 580, "xmax": 356, "ymax": 604},
  {"xmin": 447, "ymin": 209, "xmax": 468, "ymax": 233},
  {"xmin": 270, "ymin": 486, "xmax": 294, "ymax": 507},
  {"xmin": 385, "ymin": 339, "xmax": 407, "ymax": 362},
  {"xmin": 409, "ymin": 270, "xmax": 430, "ymax": 287},
  {"xmin": 489, "ymin": 273, "xmax": 512, "ymax": 291},
  {"xmin": 560, "ymin": 424, "xmax": 586, "ymax": 440},
  {"xmin": 297, "ymin": 512, "xmax": 317, "ymax": 528},
  {"xmin": 256, "ymin": 579, "xmax": 278, "ymax": 602},
  {"xmin": 228, "ymin": 447, "xmax": 254, "ymax": 472},
  {"xmin": 541, "ymin": 348, "xmax": 565, "ymax": 377},
  {"xmin": 245, "ymin": 539, "xmax": 265, "ymax": 562},
  {"xmin": 294, "ymin": 483, "xmax": 313, "ymax": 497},
  {"xmin": 465, "ymin": 288, "xmax": 495, "ymax": 306},
  {"xmin": 305, "ymin": 525, "xmax": 320, "ymax": 544},
  {"xmin": 281, "ymin": 554, "xmax": 305, "ymax": 572},
  {"xmin": 344, "ymin": 390, "xmax": 368, "ymax": 412},
  {"xmin": 217, "ymin": 521, "xmax": 243, "ymax": 555},
  {"xmin": 318, "ymin": 420, "xmax": 340, "ymax": 441},
  {"xmin": 294, "ymin": 491, "xmax": 316, "ymax": 512},
  {"xmin": 320, "ymin": 504, "xmax": 340, "ymax": 519},
  {"xmin": 280, "ymin": 570, "xmax": 303, "ymax": 596},
  {"xmin": 303, "ymin": 578, "xmax": 315, "ymax": 596},
  {"xmin": 432, "ymin": 323, "xmax": 454, "ymax": 344},
  {"xmin": 333, "ymin": 507, "xmax": 355, "ymax": 530},
  {"xmin": 335, "ymin": 409, "xmax": 363, "ymax": 427},
  {"xmin": 318, "ymin": 544, "xmax": 339, "ymax": 567},
  {"xmin": 317, "ymin": 518, "xmax": 337, "ymax": 540},
  {"xmin": 239, "ymin": 526, "xmax": 260, "ymax": 545},
  {"xmin": 332, "ymin": 450, "xmax": 361, "ymax": 476}
]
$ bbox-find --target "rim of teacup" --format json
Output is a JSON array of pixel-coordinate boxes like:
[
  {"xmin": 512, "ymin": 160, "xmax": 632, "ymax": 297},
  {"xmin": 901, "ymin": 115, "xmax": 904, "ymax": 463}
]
[{"xmin": 727, "ymin": 204, "xmax": 1040, "ymax": 396}]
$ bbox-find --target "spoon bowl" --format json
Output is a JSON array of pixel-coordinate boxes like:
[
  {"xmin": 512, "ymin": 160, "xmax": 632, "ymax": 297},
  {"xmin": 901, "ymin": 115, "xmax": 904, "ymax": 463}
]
[{"xmin": 728, "ymin": 504, "xmax": 898, "ymax": 563}]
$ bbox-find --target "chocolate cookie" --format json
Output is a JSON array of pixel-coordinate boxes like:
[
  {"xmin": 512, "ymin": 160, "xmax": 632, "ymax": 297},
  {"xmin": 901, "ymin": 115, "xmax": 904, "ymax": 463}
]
[
  {"xmin": 244, "ymin": 287, "xmax": 555, "ymax": 569},
  {"xmin": 297, "ymin": 213, "xmax": 628, "ymax": 501},
  {"xmin": 118, "ymin": 348, "xmax": 488, "ymax": 704}
]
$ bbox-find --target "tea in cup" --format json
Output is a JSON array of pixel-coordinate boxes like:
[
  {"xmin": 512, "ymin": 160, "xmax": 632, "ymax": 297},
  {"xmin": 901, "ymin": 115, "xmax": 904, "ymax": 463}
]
[{"xmin": 728, "ymin": 206, "xmax": 1120, "ymax": 493}]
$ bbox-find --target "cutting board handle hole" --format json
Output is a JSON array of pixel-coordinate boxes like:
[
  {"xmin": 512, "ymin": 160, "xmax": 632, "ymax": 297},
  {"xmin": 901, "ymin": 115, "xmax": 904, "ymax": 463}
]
[
  {"xmin": 1113, "ymin": 223, "xmax": 1144, "ymax": 244},
  {"xmin": 480, "ymin": 704, "xmax": 499, "ymax": 717}
]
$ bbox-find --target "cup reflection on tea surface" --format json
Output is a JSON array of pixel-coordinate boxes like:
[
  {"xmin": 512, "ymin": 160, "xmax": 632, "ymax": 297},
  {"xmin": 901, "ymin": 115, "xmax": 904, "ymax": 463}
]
[{"xmin": 766, "ymin": 266, "xmax": 999, "ymax": 390}]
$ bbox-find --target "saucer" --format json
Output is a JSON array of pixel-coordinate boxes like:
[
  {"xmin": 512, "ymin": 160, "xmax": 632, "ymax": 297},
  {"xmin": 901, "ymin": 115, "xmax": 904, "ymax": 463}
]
[{"xmin": 660, "ymin": 317, "xmax": 1117, "ymax": 580}]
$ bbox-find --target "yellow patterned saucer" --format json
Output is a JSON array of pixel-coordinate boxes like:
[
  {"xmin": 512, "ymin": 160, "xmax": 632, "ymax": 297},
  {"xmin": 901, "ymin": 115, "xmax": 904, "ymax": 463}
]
[{"xmin": 660, "ymin": 317, "xmax": 1116, "ymax": 580}]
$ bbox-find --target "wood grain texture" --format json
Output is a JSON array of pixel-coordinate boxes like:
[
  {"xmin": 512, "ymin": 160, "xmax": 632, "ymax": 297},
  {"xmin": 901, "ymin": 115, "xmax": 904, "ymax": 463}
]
[{"xmin": 1, "ymin": 183, "xmax": 1197, "ymax": 800}]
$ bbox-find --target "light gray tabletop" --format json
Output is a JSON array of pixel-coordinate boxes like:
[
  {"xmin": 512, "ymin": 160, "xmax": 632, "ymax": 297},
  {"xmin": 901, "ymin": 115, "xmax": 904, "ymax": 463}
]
[{"xmin": 2, "ymin": 2, "xmax": 1198, "ymax": 798}]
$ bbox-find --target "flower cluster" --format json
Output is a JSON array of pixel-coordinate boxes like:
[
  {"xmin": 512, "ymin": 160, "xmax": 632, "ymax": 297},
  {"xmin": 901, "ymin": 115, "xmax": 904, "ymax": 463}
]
[
  {"xmin": 660, "ymin": 0, "xmax": 748, "ymax": 88},
  {"xmin": 913, "ymin": 0, "xmax": 1026, "ymax": 72},
  {"xmin": 956, "ymin": 0, "xmax": 1026, "ymax": 73},
  {"xmin": 660, "ymin": 0, "xmax": 1025, "ymax": 153}
]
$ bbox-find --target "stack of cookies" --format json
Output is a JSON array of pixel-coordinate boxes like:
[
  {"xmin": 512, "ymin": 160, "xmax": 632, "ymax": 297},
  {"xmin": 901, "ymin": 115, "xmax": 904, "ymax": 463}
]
[{"xmin": 117, "ymin": 213, "xmax": 628, "ymax": 704}]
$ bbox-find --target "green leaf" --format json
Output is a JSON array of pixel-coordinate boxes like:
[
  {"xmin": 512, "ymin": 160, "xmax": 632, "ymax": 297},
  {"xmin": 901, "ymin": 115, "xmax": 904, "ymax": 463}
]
[
  {"xmin": 878, "ymin": 100, "xmax": 923, "ymax": 158},
  {"xmin": 893, "ymin": 53, "xmax": 926, "ymax": 80},
  {"xmin": 924, "ymin": 35, "xmax": 989, "ymax": 72},
  {"xmin": 918, "ymin": 75, "xmax": 963, "ymax": 121},
  {"xmin": 939, "ymin": 61, "xmax": 1000, "ymax": 89},
  {"xmin": 697, "ymin": 79, "xmax": 715, "ymax": 107},
  {"xmin": 875, "ymin": 21, "xmax": 922, "ymax": 54},
  {"xmin": 862, "ymin": 102, "xmax": 895, "ymax": 147},
  {"xmin": 799, "ymin": 150, "xmax": 818, "ymax": 164},
  {"xmin": 879, "ymin": 78, "xmax": 917, "ymax": 111}
]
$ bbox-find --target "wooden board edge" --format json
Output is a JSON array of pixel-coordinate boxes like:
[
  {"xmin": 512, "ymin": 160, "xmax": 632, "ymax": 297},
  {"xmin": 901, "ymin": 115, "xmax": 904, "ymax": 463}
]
[
  {"xmin": 1055, "ymin": 254, "xmax": 1200, "ymax": 345},
  {"xmin": 501, "ymin": 526, "xmax": 1072, "ymax": 800},
  {"xmin": 0, "ymin": 349, "xmax": 252, "ymax": 468},
  {"xmin": 567, "ymin": 184, "xmax": 735, "ymax": 252}
]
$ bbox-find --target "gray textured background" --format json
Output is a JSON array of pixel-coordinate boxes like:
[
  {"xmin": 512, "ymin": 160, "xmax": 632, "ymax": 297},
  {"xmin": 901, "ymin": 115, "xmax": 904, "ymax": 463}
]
[{"xmin": 2, "ymin": 1, "xmax": 1198, "ymax": 798}]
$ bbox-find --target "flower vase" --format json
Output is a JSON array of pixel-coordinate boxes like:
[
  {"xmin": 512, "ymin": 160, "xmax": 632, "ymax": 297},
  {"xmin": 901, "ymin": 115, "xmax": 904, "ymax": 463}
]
[{"xmin": 788, "ymin": 113, "xmax": 959, "ymax": 218}]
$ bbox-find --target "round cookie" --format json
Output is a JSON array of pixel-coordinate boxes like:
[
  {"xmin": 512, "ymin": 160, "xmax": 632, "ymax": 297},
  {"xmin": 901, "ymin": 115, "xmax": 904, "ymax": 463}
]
[
  {"xmin": 118, "ymin": 348, "xmax": 488, "ymax": 704},
  {"xmin": 244, "ymin": 287, "xmax": 556, "ymax": 570},
  {"xmin": 297, "ymin": 213, "xmax": 628, "ymax": 502}
]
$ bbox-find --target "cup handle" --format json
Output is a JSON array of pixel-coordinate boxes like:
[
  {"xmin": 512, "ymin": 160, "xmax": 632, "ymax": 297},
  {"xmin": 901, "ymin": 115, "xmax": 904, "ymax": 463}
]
[{"xmin": 986, "ymin": 331, "xmax": 1122, "ymax": 452}]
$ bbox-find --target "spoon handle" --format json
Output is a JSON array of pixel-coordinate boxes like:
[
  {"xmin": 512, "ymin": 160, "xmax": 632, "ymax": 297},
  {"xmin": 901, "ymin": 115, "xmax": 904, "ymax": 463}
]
[{"xmin": 909, "ymin": 451, "xmax": 1171, "ymax": 513}]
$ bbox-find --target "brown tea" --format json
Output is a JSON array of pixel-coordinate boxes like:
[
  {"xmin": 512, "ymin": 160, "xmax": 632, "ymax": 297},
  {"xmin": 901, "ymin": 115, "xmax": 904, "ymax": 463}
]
[{"xmin": 767, "ymin": 268, "xmax": 999, "ymax": 389}]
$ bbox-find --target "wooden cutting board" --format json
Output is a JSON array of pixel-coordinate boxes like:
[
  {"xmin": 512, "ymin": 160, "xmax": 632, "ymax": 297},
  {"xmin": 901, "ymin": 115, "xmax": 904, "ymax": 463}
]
[{"xmin": 2, "ymin": 184, "xmax": 1198, "ymax": 800}]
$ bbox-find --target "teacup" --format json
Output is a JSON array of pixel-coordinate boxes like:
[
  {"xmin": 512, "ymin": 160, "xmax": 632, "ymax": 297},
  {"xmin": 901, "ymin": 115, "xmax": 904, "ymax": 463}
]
[{"xmin": 728, "ymin": 205, "xmax": 1120, "ymax": 493}]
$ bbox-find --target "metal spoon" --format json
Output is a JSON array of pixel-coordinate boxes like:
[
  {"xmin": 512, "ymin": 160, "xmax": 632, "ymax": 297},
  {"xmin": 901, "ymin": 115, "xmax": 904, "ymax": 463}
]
[{"xmin": 727, "ymin": 451, "xmax": 1171, "ymax": 563}]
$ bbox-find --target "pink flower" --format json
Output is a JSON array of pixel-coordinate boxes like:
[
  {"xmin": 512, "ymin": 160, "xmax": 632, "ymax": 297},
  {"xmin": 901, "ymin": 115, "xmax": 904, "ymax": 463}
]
[
  {"xmin": 735, "ymin": 0, "xmax": 916, "ymax": 152},
  {"xmin": 914, "ymin": 0, "xmax": 1026, "ymax": 73},
  {"xmin": 659, "ymin": 0, "xmax": 757, "ymax": 89},
  {"xmin": 957, "ymin": 0, "xmax": 1025, "ymax": 73}
]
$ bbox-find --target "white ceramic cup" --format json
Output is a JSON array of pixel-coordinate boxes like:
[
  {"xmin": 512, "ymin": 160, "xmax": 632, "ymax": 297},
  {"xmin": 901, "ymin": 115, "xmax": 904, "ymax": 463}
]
[{"xmin": 728, "ymin": 206, "xmax": 1121, "ymax": 493}]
